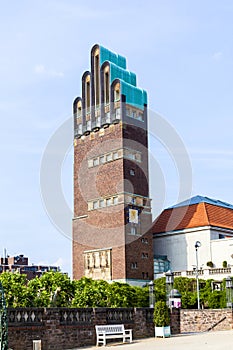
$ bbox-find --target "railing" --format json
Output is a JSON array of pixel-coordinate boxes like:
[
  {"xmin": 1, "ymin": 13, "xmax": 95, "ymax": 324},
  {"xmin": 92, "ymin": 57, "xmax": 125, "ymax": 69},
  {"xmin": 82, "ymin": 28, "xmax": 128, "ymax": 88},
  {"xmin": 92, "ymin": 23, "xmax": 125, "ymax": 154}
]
[
  {"xmin": 107, "ymin": 308, "xmax": 134, "ymax": 324},
  {"xmin": 209, "ymin": 268, "xmax": 231, "ymax": 275},
  {"xmin": 145, "ymin": 308, "xmax": 154, "ymax": 323},
  {"xmin": 8, "ymin": 308, "xmax": 44, "ymax": 326},
  {"xmin": 170, "ymin": 267, "xmax": 232, "ymax": 278},
  {"xmin": 59, "ymin": 308, "xmax": 92, "ymax": 325}
]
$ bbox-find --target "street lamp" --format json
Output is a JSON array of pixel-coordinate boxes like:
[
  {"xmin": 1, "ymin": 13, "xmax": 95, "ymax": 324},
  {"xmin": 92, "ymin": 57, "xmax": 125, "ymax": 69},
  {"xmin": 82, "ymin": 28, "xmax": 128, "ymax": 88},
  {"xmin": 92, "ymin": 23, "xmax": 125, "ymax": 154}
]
[
  {"xmin": 225, "ymin": 276, "xmax": 232, "ymax": 308},
  {"xmin": 165, "ymin": 270, "xmax": 174, "ymax": 306},
  {"xmin": 149, "ymin": 280, "xmax": 154, "ymax": 308},
  {"xmin": 195, "ymin": 241, "xmax": 201, "ymax": 310}
]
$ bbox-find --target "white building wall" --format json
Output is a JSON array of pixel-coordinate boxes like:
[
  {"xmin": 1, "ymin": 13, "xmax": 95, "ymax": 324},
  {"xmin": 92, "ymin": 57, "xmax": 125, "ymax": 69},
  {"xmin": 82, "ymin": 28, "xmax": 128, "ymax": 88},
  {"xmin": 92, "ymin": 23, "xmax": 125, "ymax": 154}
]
[
  {"xmin": 153, "ymin": 226, "xmax": 212, "ymax": 271},
  {"xmin": 210, "ymin": 234, "xmax": 233, "ymax": 268}
]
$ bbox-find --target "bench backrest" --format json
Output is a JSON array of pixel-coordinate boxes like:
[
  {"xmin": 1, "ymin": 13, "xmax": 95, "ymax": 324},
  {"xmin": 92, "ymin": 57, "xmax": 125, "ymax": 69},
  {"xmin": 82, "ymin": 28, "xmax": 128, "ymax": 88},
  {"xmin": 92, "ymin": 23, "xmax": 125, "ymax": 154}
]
[{"xmin": 95, "ymin": 324, "xmax": 125, "ymax": 334}]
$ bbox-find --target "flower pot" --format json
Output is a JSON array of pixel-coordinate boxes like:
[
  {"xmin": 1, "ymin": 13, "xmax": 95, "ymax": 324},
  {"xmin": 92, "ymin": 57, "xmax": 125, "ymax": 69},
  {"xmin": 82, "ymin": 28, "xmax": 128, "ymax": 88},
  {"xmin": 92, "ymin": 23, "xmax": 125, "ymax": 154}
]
[{"xmin": 155, "ymin": 326, "xmax": 171, "ymax": 338}]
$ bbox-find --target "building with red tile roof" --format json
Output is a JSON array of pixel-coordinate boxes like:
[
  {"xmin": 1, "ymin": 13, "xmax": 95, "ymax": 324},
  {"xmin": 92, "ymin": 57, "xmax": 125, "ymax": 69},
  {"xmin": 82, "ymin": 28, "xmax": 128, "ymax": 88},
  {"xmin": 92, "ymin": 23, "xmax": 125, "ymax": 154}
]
[{"xmin": 152, "ymin": 196, "xmax": 233, "ymax": 280}]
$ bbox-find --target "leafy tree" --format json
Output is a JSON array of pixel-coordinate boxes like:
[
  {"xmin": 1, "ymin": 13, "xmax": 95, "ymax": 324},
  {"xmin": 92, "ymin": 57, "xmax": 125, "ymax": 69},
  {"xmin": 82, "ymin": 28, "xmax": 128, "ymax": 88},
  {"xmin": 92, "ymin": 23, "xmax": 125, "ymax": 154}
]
[
  {"xmin": 27, "ymin": 271, "xmax": 75, "ymax": 307},
  {"xmin": 134, "ymin": 286, "xmax": 149, "ymax": 307},
  {"xmin": 106, "ymin": 282, "xmax": 136, "ymax": 307},
  {"xmin": 72, "ymin": 277, "xmax": 109, "ymax": 307},
  {"xmin": 0, "ymin": 272, "xmax": 28, "ymax": 307}
]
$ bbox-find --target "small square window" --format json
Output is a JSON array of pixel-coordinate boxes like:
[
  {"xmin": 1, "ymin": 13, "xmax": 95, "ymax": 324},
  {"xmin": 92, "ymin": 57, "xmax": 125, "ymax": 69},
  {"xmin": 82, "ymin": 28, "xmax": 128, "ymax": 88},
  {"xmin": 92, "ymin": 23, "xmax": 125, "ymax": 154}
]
[
  {"xmin": 106, "ymin": 198, "xmax": 112, "ymax": 206},
  {"xmin": 113, "ymin": 152, "xmax": 118, "ymax": 160},
  {"xmin": 99, "ymin": 199, "xmax": 105, "ymax": 208},
  {"xmin": 106, "ymin": 153, "xmax": 112, "ymax": 162},
  {"xmin": 130, "ymin": 169, "xmax": 135, "ymax": 176},
  {"xmin": 93, "ymin": 201, "xmax": 98, "ymax": 209},
  {"xmin": 132, "ymin": 111, "xmax": 136, "ymax": 119},
  {"xmin": 93, "ymin": 158, "xmax": 99, "ymax": 166},
  {"xmin": 116, "ymin": 108, "xmax": 121, "ymax": 118},
  {"xmin": 131, "ymin": 226, "xmax": 136, "ymax": 235},
  {"xmin": 100, "ymin": 156, "xmax": 105, "ymax": 164},
  {"xmin": 114, "ymin": 89, "xmax": 120, "ymax": 101},
  {"xmin": 131, "ymin": 197, "xmax": 136, "ymax": 204},
  {"xmin": 113, "ymin": 196, "xmax": 118, "ymax": 205},
  {"xmin": 138, "ymin": 113, "xmax": 143, "ymax": 121},
  {"xmin": 78, "ymin": 124, "xmax": 82, "ymax": 133},
  {"xmin": 128, "ymin": 153, "xmax": 136, "ymax": 160},
  {"xmin": 88, "ymin": 159, "xmax": 94, "ymax": 168}
]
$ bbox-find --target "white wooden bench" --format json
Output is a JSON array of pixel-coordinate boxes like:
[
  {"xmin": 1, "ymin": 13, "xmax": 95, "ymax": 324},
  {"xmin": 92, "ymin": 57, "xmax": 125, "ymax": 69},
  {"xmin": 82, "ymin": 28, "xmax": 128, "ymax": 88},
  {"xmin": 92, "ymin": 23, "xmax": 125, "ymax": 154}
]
[{"xmin": 95, "ymin": 324, "xmax": 133, "ymax": 346}]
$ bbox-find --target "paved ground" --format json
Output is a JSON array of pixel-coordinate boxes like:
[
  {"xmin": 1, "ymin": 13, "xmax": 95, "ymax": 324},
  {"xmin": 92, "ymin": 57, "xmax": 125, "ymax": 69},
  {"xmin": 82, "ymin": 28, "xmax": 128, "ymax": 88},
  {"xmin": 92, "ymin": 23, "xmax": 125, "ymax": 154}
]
[{"xmin": 71, "ymin": 330, "xmax": 233, "ymax": 350}]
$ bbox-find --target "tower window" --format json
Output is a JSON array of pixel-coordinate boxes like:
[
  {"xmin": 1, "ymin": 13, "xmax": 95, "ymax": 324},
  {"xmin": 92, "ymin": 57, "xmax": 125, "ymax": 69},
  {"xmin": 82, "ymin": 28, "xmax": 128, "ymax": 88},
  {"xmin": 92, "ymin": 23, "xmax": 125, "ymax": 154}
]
[
  {"xmin": 113, "ymin": 151, "xmax": 118, "ymax": 160},
  {"xmin": 104, "ymin": 70, "xmax": 110, "ymax": 104},
  {"xmin": 115, "ymin": 108, "xmax": 121, "ymax": 119},
  {"xmin": 106, "ymin": 153, "xmax": 112, "ymax": 162},
  {"xmin": 131, "ymin": 262, "xmax": 138, "ymax": 269},
  {"xmin": 99, "ymin": 199, "xmax": 105, "ymax": 208},
  {"xmin": 99, "ymin": 155, "xmax": 105, "ymax": 164},
  {"xmin": 94, "ymin": 54, "xmax": 100, "ymax": 107},
  {"xmin": 93, "ymin": 201, "xmax": 98, "ymax": 209},
  {"xmin": 77, "ymin": 104, "xmax": 82, "ymax": 118},
  {"xmin": 131, "ymin": 226, "xmax": 136, "ymax": 235},
  {"xmin": 86, "ymin": 80, "xmax": 90, "ymax": 113},
  {"xmin": 130, "ymin": 169, "xmax": 135, "ymax": 176},
  {"xmin": 93, "ymin": 158, "xmax": 99, "ymax": 166},
  {"xmin": 113, "ymin": 196, "xmax": 118, "ymax": 205},
  {"xmin": 114, "ymin": 88, "xmax": 120, "ymax": 101},
  {"xmin": 106, "ymin": 198, "xmax": 112, "ymax": 206}
]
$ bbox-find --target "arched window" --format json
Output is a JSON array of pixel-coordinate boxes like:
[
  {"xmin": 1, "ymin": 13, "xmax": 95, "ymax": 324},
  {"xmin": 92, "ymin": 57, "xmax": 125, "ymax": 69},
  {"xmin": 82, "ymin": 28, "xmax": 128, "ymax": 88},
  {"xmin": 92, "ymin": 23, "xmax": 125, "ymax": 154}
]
[
  {"xmin": 94, "ymin": 49, "xmax": 100, "ymax": 108},
  {"xmin": 85, "ymin": 75, "xmax": 91, "ymax": 114},
  {"xmin": 104, "ymin": 67, "xmax": 110, "ymax": 105}
]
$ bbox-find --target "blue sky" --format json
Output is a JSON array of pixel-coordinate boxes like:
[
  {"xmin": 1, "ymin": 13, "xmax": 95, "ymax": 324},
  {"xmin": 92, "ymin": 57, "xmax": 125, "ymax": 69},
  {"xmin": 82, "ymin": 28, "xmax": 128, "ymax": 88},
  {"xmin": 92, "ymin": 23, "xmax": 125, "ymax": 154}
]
[{"xmin": 0, "ymin": 0, "xmax": 233, "ymax": 275}]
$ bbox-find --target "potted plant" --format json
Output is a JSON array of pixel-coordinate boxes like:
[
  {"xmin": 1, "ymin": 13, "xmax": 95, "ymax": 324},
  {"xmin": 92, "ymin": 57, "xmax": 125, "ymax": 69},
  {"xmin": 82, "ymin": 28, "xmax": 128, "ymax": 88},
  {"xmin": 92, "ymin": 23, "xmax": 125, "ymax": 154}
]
[
  {"xmin": 206, "ymin": 261, "xmax": 214, "ymax": 268},
  {"xmin": 223, "ymin": 260, "xmax": 227, "ymax": 268},
  {"xmin": 153, "ymin": 300, "xmax": 171, "ymax": 338}
]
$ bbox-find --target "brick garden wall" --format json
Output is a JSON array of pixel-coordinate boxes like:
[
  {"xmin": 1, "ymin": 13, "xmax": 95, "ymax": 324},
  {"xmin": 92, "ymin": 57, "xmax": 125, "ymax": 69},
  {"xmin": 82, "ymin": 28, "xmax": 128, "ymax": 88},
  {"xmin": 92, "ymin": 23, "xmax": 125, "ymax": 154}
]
[
  {"xmin": 7, "ymin": 307, "xmax": 233, "ymax": 350},
  {"xmin": 7, "ymin": 307, "xmax": 154, "ymax": 350}
]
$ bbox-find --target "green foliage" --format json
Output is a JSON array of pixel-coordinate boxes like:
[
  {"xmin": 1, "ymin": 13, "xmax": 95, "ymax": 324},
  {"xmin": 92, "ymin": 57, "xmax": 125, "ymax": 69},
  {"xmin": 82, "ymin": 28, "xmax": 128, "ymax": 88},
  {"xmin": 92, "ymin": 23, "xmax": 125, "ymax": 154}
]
[
  {"xmin": 72, "ymin": 277, "xmax": 108, "ymax": 307},
  {"xmin": 207, "ymin": 261, "xmax": 214, "ymax": 268},
  {"xmin": 173, "ymin": 277, "xmax": 197, "ymax": 308},
  {"xmin": 0, "ymin": 272, "xmax": 28, "ymax": 307},
  {"xmin": 0, "ymin": 272, "xmax": 229, "ymax": 309},
  {"xmin": 27, "ymin": 271, "xmax": 75, "ymax": 307},
  {"xmin": 154, "ymin": 277, "xmax": 166, "ymax": 302},
  {"xmin": 153, "ymin": 300, "xmax": 170, "ymax": 326},
  {"xmin": 222, "ymin": 261, "xmax": 227, "ymax": 268}
]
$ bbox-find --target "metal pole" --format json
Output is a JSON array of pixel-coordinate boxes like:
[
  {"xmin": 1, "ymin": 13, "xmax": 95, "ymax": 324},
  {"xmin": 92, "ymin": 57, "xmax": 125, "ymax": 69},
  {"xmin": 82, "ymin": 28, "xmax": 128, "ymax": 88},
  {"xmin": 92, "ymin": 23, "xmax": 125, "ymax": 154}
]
[
  {"xmin": 196, "ymin": 246, "xmax": 200, "ymax": 310},
  {"xmin": 149, "ymin": 281, "xmax": 154, "ymax": 308}
]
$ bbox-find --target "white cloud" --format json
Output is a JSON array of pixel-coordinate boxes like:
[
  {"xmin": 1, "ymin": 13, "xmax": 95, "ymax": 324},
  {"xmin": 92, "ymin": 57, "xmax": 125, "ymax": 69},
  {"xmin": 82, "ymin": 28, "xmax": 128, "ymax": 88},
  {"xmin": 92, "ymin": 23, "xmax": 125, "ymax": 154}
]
[
  {"xmin": 212, "ymin": 51, "xmax": 223, "ymax": 61},
  {"xmin": 34, "ymin": 64, "xmax": 64, "ymax": 77}
]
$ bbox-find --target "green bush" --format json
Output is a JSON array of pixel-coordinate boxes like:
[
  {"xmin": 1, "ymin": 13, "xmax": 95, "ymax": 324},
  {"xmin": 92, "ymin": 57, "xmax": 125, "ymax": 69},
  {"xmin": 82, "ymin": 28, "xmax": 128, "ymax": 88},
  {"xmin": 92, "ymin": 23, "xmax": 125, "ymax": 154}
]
[
  {"xmin": 207, "ymin": 261, "xmax": 214, "ymax": 268},
  {"xmin": 153, "ymin": 300, "xmax": 170, "ymax": 327},
  {"xmin": 222, "ymin": 261, "xmax": 227, "ymax": 268}
]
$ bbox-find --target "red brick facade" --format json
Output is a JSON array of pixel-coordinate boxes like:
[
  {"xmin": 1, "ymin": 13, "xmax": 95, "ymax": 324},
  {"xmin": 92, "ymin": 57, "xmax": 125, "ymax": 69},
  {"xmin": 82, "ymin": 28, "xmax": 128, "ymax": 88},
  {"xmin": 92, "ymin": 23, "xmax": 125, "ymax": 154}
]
[{"xmin": 72, "ymin": 44, "xmax": 154, "ymax": 284}]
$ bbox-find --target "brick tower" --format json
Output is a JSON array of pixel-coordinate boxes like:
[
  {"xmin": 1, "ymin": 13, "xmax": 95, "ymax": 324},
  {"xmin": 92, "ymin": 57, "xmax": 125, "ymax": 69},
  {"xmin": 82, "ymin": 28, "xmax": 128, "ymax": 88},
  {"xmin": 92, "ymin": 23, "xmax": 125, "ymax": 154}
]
[{"xmin": 72, "ymin": 44, "xmax": 153, "ymax": 285}]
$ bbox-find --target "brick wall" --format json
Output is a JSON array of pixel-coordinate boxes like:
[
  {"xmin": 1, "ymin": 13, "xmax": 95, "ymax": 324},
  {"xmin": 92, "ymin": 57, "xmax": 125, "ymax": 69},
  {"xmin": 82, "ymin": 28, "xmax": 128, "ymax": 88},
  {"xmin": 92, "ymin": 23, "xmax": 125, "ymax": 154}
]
[
  {"xmin": 7, "ymin": 307, "xmax": 233, "ymax": 349},
  {"xmin": 7, "ymin": 307, "xmax": 154, "ymax": 350}
]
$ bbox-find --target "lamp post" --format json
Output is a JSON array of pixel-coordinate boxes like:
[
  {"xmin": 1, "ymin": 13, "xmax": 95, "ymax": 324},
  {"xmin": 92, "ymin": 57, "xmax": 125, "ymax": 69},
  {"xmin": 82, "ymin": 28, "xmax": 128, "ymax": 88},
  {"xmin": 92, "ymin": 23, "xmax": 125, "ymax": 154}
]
[
  {"xmin": 225, "ymin": 276, "xmax": 232, "ymax": 308},
  {"xmin": 195, "ymin": 241, "xmax": 201, "ymax": 310},
  {"xmin": 149, "ymin": 280, "xmax": 154, "ymax": 308},
  {"xmin": 165, "ymin": 270, "xmax": 174, "ymax": 306}
]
